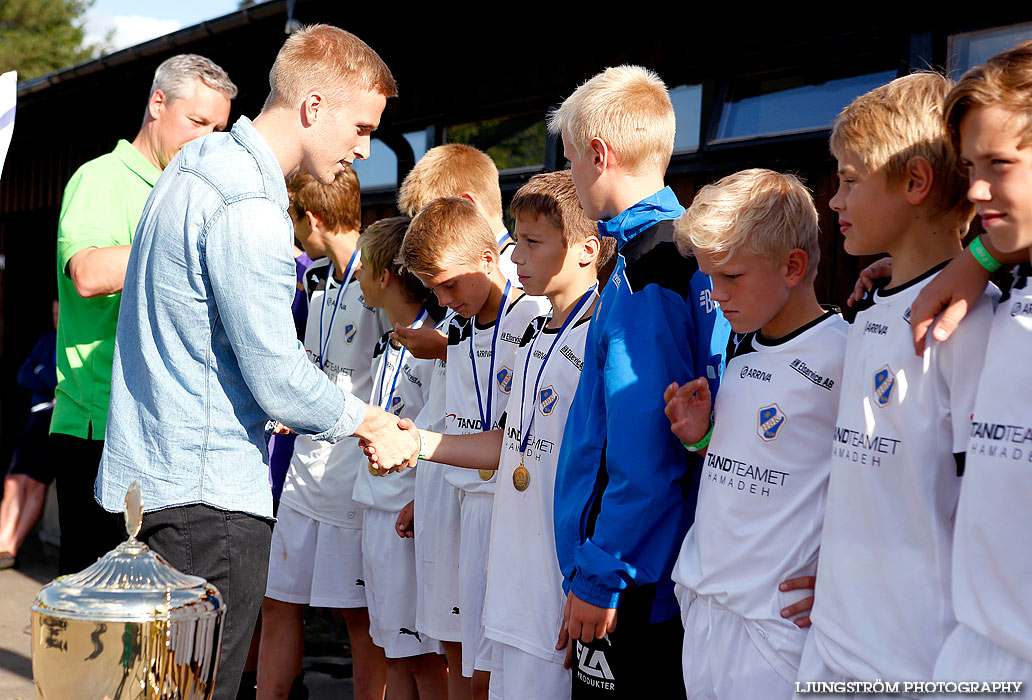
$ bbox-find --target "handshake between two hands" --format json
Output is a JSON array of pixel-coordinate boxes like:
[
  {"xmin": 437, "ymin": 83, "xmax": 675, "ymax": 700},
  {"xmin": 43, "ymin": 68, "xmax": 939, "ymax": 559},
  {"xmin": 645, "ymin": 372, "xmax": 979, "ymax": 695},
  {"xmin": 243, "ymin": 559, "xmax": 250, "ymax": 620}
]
[{"xmin": 358, "ymin": 405, "xmax": 420, "ymax": 476}]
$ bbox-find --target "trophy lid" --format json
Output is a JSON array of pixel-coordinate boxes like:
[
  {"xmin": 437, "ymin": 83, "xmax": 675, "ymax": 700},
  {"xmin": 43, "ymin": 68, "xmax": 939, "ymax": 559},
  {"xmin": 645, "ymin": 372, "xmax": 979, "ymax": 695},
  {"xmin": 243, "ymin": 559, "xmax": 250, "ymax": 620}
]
[{"xmin": 32, "ymin": 483, "xmax": 222, "ymax": 622}]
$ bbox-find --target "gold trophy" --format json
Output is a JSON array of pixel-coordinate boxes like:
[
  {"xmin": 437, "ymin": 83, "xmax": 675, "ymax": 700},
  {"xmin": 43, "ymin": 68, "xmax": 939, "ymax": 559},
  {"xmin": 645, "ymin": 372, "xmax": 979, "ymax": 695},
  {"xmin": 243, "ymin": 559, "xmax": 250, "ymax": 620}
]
[{"xmin": 31, "ymin": 483, "xmax": 225, "ymax": 699}]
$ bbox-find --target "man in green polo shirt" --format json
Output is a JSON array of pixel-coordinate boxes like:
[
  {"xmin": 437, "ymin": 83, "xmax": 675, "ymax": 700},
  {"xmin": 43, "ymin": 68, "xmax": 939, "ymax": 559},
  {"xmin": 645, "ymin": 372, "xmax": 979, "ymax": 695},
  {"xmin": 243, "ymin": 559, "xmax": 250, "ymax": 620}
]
[{"xmin": 53, "ymin": 54, "xmax": 235, "ymax": 574}]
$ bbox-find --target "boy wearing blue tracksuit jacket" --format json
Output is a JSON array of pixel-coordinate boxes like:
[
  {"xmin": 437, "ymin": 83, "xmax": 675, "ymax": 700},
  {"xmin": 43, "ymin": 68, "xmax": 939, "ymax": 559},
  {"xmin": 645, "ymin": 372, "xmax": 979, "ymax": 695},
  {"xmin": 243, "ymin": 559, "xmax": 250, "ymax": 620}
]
[{"xmin": 548, "ymin": 66, "xmax": 729, "ymax": 699}]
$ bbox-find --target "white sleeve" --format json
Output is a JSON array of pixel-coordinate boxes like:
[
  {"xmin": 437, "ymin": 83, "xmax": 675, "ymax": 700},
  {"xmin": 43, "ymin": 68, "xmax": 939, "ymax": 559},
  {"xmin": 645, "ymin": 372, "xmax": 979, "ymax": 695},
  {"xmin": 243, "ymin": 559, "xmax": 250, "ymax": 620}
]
[{"xmin": 936, "ymin": 288, "xmax": 998, "ymax": 454}]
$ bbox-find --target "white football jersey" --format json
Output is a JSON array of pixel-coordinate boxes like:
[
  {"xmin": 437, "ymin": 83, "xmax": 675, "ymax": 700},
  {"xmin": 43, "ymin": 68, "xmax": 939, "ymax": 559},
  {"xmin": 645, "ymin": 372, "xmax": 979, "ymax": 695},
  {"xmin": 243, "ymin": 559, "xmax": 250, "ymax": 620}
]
[
  {"xmin": 483, "ymin": 311, "xmax": 592, "ymax": 664},
  {"xmin": 810, "ymin": 265, "xmax": 996, "ymax": 681},
  {"xmin": 672, "ymin": 310, "xmax": 847, "ymax": 674},
  {"xmin": 352, "ymin": 325, "xmax": 436, "ymax": 512},
  {"xmin": 443, "ymin": 292, "xmax": 550, "ymax": 494},
  {"xmin": 279, "ymin": 257, "xmax": 388, "ymax": 528},
  {"xmin": 952, "ymin": 265, "xmax": 1032, "ymax": 664},
  {"xmin": 413, "ymin": 313, "xmax": 454, "ymax": 526}
]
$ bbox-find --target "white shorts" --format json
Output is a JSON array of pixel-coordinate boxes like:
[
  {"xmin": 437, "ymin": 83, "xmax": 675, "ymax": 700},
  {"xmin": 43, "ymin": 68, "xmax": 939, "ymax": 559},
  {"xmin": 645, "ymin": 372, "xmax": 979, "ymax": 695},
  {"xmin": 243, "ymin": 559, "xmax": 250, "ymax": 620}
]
[
  {"xmin": 933, "ymin": 623, "xmax": 1032, "ymax": 698},
  {"xmin": 414, "ymin": 462, "xmax": 462, "ymax": 642},
  {"xmin": 265, "ymin": 503, "xmax": 366, "ymax": 608},
  {"xmin": 362, "ymin": 508, "xmax": 442, "ymax": 659},
  {"xmin": 459, "ymin": 491, "xmax": 494, "ymax": 676},
  {"xmin": 795, "ymin": 629, "xmax": 911, "ymax": 700},
  {"xmin": 488, "ymin": 641, "xmax": 571, "ymax": 700},
  {"xmin": 677, "ymin": 586, "xmax": 795, "ymax": 700}
]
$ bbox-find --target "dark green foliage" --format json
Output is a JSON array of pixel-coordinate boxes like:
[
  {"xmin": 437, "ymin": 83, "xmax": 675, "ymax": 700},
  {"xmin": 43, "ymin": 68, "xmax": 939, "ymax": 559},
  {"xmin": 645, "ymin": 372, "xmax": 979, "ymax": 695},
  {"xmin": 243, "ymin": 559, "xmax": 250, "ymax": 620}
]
[{"xmin": 0, "ymin": 0, "xmax": 101, "ymax": 80}]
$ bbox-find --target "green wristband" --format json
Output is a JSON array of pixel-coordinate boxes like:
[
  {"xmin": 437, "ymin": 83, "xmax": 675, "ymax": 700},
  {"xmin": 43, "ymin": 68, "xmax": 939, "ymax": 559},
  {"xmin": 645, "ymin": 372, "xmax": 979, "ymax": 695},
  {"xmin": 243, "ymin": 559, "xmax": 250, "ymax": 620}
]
[
  {"xmin": 970, "ymin": 237, "xmax": 1002, "ymax": 273},
  {"xmin": 682, "ymin": 423, "xmax": 713, "ymax": 453},
  {"xmin": 417, "ymin": 429, "xmax": 429, "ymax": 460}
]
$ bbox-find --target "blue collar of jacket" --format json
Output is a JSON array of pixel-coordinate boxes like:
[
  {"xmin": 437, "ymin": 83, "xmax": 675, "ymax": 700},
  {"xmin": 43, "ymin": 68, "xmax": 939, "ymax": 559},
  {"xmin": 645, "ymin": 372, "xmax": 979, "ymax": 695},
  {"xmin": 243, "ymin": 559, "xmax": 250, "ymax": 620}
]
[
  {"xmin": 596, "ymin": 187, "xmax": 684, "ymax": 251},
  {"xmin": 229, "ymin": 115, "xmax": 289, "ymax": 209}
]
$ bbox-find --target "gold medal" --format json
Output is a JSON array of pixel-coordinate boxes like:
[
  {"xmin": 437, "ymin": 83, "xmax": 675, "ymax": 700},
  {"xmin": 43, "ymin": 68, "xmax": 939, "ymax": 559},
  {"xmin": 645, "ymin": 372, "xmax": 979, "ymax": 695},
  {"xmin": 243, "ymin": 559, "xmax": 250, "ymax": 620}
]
[
  {"xmin": 478, "ymin": 469, "xmax": 494, "ymax": 481},
  {"xmin": 513, "ymin": 464, "xmax": 530, "ymax": 492},
  {"xmin": 369, "ymin": 463, "xmax": 380, "ymax": 476}
]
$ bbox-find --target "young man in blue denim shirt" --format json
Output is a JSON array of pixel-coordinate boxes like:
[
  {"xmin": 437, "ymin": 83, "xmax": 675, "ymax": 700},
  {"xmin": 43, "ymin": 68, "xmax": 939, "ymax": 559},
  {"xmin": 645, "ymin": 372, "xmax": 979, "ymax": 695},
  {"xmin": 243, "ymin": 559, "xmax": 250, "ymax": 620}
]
[{"xmin": 97, "ymin": 25, "xmax": 413, "ymax": 700}]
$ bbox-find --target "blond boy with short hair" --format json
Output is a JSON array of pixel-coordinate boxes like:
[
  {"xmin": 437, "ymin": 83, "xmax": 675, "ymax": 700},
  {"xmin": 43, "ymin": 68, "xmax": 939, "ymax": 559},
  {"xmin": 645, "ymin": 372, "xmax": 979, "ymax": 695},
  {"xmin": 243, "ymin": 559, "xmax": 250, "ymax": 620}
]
[
  {"xmin": 398, "ymin": 143, "xmax": 517, "ymax": 282},
  {"xmin": 931, "ymin": 40, "xmax": 1032, "ymax": 688},
  {"xmin": 664, "ymin": 169, "xmax": 848, "ymax": 700},
  {"xmin": 548, "ymin": 65, "xmax": 730, "ymax": 698},
  {"xmin": 398, "ymin": 197, "xmax": 549, "ymax": 699},
  {"xmin": 798, "ymin": 72, "xmax": 997, "ymax": 690}
]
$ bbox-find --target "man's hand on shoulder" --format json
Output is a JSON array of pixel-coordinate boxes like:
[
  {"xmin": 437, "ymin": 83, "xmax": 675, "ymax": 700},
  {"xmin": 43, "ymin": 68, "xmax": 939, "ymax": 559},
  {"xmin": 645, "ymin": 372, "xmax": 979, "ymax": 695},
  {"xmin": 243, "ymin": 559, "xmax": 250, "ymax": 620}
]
[{"xmin": 66, "ymin": 245, "xmax": 132, "ymax": 298}]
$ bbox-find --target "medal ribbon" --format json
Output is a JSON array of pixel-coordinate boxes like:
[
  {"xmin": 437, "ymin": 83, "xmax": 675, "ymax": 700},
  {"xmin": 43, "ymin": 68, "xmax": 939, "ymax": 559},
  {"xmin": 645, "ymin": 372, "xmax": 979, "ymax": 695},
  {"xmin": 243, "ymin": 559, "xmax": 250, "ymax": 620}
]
[
  {"xmin": 377, "ymin": 308, "xmax": 429, "ymax": 412},
  {"xmin": 518, "ymin": 285, "xmax": 597, "ymax": 458},
  {"xmin": 497, "ymin": 230, "xmax": 513, "ymax": 248},
  {"xmin": 317, "ymin": 248, "xmax": 360, "ymax": 370},
  {"xmin": 470, "ymin": 280, "xmax": 512, "ymax": 432}
]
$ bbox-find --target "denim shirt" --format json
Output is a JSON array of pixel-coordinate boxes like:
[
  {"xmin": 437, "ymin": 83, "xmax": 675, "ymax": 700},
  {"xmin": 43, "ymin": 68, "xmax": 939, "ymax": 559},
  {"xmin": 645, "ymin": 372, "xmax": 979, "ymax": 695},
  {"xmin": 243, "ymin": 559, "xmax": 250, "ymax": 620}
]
[{"xmin": 97, "ymin": 117, "xmax": 367, "ymax": 519}]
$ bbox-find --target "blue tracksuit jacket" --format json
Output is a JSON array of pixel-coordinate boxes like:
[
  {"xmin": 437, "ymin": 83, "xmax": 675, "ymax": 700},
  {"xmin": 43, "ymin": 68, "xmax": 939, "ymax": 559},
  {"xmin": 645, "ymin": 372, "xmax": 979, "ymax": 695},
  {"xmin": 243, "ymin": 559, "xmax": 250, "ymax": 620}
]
[{"xmin": 553, "ymin": 187, "xmax": 729, "ymax": 623}]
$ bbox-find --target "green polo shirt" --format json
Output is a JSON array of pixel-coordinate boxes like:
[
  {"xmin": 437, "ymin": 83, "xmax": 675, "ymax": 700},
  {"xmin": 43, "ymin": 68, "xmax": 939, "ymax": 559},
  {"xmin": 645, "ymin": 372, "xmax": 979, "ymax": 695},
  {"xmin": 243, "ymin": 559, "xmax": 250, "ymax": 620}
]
[{"xmin": 52, "ymin": 139, "xmax": 160, "ymax": 440}]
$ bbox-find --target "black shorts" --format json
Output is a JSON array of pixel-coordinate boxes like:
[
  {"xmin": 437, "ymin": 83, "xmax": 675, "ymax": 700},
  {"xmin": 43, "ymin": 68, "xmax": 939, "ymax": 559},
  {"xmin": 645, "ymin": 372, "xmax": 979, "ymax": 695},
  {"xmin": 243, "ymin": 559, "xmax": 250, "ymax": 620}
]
[
  {"xmin": 7, "ymin": 409, "xmax": 56, "ymax": 484},
  {"xmin": 571, "ymin": 585, "xmax": 686, "ymax": 700}
]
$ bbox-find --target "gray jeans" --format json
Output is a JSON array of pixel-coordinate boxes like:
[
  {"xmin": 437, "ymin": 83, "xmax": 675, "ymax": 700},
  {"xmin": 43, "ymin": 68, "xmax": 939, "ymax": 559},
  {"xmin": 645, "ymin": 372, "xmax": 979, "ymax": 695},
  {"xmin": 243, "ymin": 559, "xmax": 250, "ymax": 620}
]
[{"xmin": 140, "ymin": 503, "xmax": 273, "ymax": 700}]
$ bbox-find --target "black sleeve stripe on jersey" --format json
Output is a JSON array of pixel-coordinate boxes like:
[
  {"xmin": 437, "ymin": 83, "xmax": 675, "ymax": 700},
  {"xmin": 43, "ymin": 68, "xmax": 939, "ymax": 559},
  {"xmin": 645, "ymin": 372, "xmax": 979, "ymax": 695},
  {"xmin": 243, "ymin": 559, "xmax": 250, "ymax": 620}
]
[
  {"xmin": 847, "ymin": 282, "xmax": 879, "ymax": 315},
  {"xmin": 726, "ymin": 332, "xmax": 757, "ymax": 362},
  {"xmin": 1001, "ymin": 263, "xmax": 1031, "ymax": 303},
  {"xmin": 520, "ymin": 317, "xmax": 547, "ymax": 347},
  {"xmin": 620, "ymin": 220, "xmax": 700, "ymax": 301},
  {"xmin": 304, "ymin": 258, "xmax": 330, "ymax": 303},
  {"xmin": 447, "ymin": 315, "xmax": 472, "ymax": 346},
  {"xmin": 373, "ymin": 331, "xmax": 391, "ymax": 359}
]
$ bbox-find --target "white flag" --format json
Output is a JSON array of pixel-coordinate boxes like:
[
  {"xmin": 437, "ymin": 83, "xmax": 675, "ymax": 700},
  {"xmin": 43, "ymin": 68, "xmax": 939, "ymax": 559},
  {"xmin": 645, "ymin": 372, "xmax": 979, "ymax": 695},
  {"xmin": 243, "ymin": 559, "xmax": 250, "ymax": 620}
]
[{"xmin": 0, "ymin": 70, "xmax": 16, "ymax": 180}]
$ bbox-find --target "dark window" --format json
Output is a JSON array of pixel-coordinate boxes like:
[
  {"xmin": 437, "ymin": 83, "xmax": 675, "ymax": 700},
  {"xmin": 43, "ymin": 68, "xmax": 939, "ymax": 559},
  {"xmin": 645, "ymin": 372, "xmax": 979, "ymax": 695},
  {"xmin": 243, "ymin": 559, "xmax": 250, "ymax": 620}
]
[
  {"xmin": 445, "ymin": 114, "xmax": 546, "ymax": 170},
  {"xmin": 351, "ymin": 131, "xmax": 427, "ymax": 190},
  {"xmin": 713, "ymin": 68, "xmax": 896, "ymax": 143},
  {"xmin": 949, "ymin": 23, "xmax": 1032, "ymax": 77}
]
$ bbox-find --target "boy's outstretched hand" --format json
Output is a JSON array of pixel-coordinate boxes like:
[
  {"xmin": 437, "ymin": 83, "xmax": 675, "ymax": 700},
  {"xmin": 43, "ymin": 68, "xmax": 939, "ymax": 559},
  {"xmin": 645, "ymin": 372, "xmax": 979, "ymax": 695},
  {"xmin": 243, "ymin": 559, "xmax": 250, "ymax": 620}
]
[
  {"xmin": 663, "ymin": 378, "xmax": 712, "ymax": 447},
  {"xmin": 358, "ymin": 409, "xmax": 420, "ymax": 475},
  {"xmin": 392, "ymin": 324, "xmax": 447, "ymax": 361},
  {"xmin": 556, "ymin": 592, "xmax": 617, "ymax": 668}
]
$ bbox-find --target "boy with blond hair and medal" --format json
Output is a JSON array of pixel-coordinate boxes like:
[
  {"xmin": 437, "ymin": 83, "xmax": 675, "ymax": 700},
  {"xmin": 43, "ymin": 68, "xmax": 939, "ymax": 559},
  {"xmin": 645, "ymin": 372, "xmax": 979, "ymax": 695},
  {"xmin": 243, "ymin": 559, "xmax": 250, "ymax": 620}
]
[
  {"xmin": 371, "ymin": 171, "xmax": 615, "ymax": 699},
  {"xmin": 351, "ymin": 217, "xmax": 450, "ymax": 700},
  {"xmin": 397, "ymin": 197, "xmax": 549, "ymax": 699}
]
